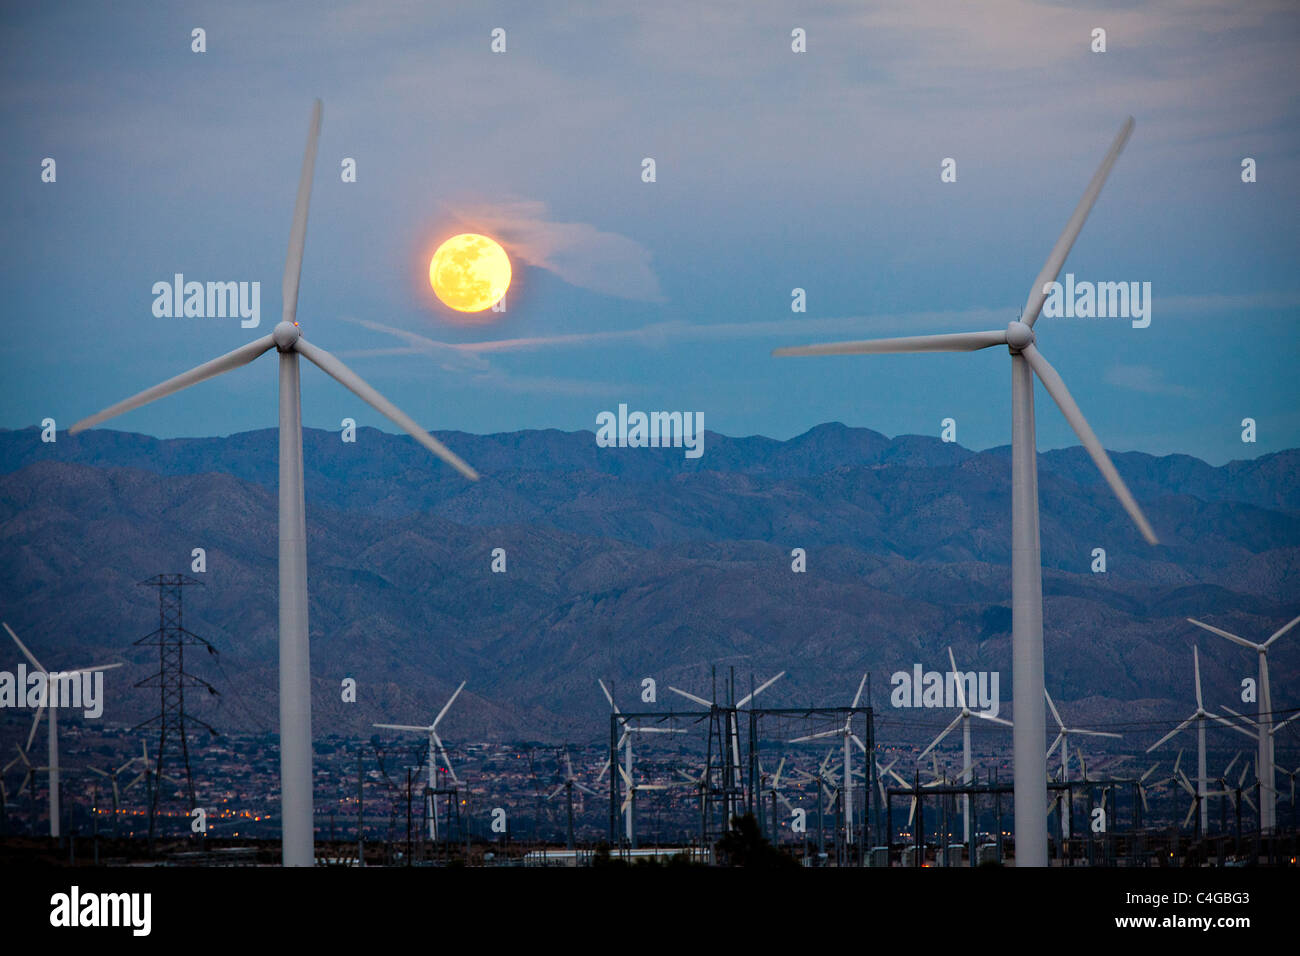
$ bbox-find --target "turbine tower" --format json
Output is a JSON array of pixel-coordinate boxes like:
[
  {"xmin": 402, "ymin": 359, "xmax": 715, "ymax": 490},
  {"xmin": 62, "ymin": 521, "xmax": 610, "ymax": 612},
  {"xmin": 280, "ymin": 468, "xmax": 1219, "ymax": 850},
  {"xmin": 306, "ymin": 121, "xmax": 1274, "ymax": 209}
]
[
  {"xmin": 67, "ymin": 101, "xmax": 479, "ymax": 866},
  {"xmin": 3, "ymin": 623, "xmax": 123, "ymax": 838},
  {"xmin": 774, "ymin": 118, "xmax": 1157, "ymax": 866},
  {"xmin": 373, "ymin": 680, "xmax": 467, "ymax": 841},
  {"xmin": 1188, "ymin": 614, "xmax": 1299, "ymax": 831}
]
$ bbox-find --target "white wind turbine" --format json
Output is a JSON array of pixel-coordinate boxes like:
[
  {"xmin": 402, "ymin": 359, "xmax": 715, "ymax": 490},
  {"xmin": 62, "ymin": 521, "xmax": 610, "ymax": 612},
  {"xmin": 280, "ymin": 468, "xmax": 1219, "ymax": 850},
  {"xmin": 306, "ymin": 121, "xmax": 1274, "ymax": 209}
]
[
  {"xmin": 3, "ymin": 623, "xmax": 123, "ymax": 838},
  {"xmin": 67, "ymin": 102, "xmax": 479, "ymax": 866},
  {"xmin": 775, "ymin": 118, "xmax": 1157, "ymax": 865},
  {"xmin": 596, "ymin": 679, "xmax": 684, "ymax": 842},
  {"xmin": 1188, "ymin": 614, "xmax": 1300, "ymax": 831},
  {"xmin": 1146, "ymin": 647, "xmax": 1254, "ymax": 832},
  {"xmin": 88, "ymin": 751, "xmax": 148, "ymax": 838},
  {"xmin": 547, "ymin": 747, "xmax": 597, "ymax": 851},
  {"xmin": 373, "ymin": 680, "xmax": 467, "ymax": 841},
  {"xmin": 1044, "ymin": 688, "xmax": 1120, "ymax": 839},
  {"xmin": 916, "ymin": 650, "xmax": 1014, "ymax": 843},
  {"xmin": 789, "ymin": 672, "xmax": 868, "ymax": 844}
]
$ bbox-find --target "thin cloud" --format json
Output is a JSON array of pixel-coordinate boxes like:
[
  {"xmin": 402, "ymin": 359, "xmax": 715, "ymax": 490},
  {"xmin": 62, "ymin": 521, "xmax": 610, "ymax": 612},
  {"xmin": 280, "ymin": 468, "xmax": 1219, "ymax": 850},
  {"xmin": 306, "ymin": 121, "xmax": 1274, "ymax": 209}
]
[
  {"xmin": 1104, "ymin": 363, "xmax": 1196, "ymax": 398},
  {"xmin": 446, "ymin": 200, "xmax": 665, "ymax": 303}
]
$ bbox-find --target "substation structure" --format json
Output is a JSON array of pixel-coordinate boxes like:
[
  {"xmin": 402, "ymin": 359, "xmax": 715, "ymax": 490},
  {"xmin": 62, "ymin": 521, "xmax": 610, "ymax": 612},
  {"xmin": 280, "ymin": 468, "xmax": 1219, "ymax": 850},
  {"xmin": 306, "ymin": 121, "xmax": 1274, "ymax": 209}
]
[
  {"xmin": 607, "ymin": 704, "xmax": 875, "ymax": 864},
  {"xmin": 885, "ymin": 774, "xmax": 1300, "ymax": 867}
]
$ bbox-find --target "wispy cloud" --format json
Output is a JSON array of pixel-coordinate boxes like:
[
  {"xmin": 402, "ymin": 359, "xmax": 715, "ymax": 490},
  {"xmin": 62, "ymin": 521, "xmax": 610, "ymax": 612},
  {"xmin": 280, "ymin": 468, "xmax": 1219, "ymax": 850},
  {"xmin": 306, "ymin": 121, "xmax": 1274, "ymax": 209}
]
[
  {"xmin": 1104, "ymin": 363, "xmax": 1196, "ymax": 398},
  {"xmin": 445, "ymin": 200, "xmax": 664, "ymax": 303},
  {"xmin": 345, "ymin": 307, "xmax": 1015, "ymax": 358}
]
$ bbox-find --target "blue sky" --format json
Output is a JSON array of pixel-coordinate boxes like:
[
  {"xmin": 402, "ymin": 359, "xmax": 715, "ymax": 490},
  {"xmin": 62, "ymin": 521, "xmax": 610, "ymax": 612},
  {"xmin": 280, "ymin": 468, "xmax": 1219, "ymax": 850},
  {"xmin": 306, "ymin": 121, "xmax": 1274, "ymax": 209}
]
[{"xmin": 2, "ymin": 0, "xmax": 1297, "ymax": 464}]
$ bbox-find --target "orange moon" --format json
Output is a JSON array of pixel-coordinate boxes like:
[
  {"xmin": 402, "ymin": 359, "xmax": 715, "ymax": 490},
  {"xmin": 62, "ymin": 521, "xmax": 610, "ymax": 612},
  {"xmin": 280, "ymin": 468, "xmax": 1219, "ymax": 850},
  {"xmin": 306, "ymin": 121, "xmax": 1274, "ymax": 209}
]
[{"xmin": 429, "ymin": 234, "xmax": 511, "ymax": 312}]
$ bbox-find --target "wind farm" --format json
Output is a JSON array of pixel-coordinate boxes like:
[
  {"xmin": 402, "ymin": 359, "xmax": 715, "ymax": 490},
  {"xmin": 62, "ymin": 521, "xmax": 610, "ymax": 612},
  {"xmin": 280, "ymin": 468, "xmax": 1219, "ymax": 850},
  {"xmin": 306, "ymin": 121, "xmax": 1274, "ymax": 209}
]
[{"xmin": 2, "ymin": 3, "xmax": 1298, "ymax": 944}]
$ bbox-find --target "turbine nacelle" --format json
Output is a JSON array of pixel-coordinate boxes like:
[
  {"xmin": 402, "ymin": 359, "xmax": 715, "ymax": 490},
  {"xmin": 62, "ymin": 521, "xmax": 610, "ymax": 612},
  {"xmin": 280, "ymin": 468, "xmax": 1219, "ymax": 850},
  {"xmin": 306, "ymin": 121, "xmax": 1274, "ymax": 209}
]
[
  {"xmin": 1005, "ymin": 321, "xmax": 1034, "ymax": 352},
  {"xmin": 273, "ymin": 321, "xmax": 302, "ymax": 351}
]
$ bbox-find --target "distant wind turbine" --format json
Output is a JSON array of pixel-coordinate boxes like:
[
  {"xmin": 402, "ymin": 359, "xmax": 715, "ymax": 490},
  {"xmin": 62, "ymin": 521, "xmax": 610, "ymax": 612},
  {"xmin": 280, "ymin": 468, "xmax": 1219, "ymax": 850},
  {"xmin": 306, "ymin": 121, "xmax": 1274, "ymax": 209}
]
[
  {"xmin": 373, "ymin": 680, "xmax": 467, "ymax": 841},
  {"xmin": 1045, "ymin": 688, "xmax": 1120, "ymax": 839},
  {"xmin": 775, "ymin": 118, "xmax": 1157, "ymax": 866},
  {"xmin": 1146, "ymin": 647, "xmax": 1254, "ymax": 833},
  {"xmin": 3, "ymin": 622, "xmax": 123, "ymax": 838},
  {"xmin": 1188, "ymin": 613, "xmax": 1300, "ymax": 831},
  {"xmin": 915, "ymin": 650, "xmax": 1013, "ymax": 843},
  {"xmin": 67, "ymin": 102, "xmax": 479, "ymax": 866}
]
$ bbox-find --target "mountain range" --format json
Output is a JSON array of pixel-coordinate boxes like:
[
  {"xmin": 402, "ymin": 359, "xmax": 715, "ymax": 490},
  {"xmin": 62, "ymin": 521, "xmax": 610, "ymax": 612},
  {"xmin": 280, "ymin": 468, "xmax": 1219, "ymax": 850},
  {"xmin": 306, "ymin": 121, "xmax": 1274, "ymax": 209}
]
[{"xmin": 1, "ymin": 423, "xmax": 1297, "ymax": 754}]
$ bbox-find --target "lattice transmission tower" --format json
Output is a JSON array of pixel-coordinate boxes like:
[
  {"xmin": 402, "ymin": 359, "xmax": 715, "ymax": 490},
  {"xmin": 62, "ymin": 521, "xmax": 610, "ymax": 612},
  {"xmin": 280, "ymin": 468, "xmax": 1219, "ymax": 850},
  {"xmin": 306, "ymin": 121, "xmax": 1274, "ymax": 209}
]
[{"xmin": 134, "ymin": 573, "xmax": 219, "ymax": 842}]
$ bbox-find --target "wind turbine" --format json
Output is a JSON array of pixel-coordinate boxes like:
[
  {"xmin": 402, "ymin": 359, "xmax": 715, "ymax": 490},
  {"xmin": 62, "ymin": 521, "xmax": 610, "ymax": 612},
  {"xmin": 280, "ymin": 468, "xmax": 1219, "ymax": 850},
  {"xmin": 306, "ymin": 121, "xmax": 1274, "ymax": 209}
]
[
  {"xmin": 788, "ymin": 672, "xmax": 868, "ymax": 844},
  {"xmin": 67, "ymin": 102, "xmax": 479, "ymax": 866},
  {"xmin": 1146, "ymin": 647, "xmax": 1253, "ymax": 833},
  {"xmin": 596, "ymin": 679, "xmax": 683, "ymax": 842},
  {"xmin": 546, "ymin": 746, "xmax": 597, "ymax": 851},
  {"xmin": 89, "ymin": 751, "xmax": 147, "ymax": 838},
  {"xmin": 1044, "ymin": 688, "xmax": 1120, "ymax": 839},
  {"xmin": 774, "ymin": 118, "xmax": 1156, "ymax": 866},
  {"xmin": 915, "ymin": 650, "xmax": 1013, "ymax": 843},
  {"xmin": 3, "ymin": 623, "xmax": 123, "ymax": 838},
  {"xmin": 373, "ymin": 680, "xmax": 467, "ymax": 841},
  {"xmin": 792, "ymin": 748, "xmax": 842, "ymax": 857},
  {"xmin": 1188, "ymin": 613, "xmax": 1300, "ymax": 831}
]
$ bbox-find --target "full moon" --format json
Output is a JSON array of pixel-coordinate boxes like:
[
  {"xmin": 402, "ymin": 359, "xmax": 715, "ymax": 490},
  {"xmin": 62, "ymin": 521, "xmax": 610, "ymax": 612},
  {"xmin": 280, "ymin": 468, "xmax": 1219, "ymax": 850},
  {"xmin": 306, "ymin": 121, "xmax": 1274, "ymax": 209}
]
[{"xmin": 429, "ymin": 234, "xmax": 511, "ymax": 312}]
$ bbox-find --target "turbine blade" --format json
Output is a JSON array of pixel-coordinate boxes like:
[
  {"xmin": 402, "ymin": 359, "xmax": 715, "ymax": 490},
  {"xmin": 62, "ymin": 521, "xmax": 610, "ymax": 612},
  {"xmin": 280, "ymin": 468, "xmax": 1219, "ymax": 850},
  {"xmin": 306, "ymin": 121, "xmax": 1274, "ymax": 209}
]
[
  {"xmin": 282, "ymin": 99, "xmax": 322, "ymax": 326},
  {"xmin": 598, "ymin": 679, "xmax": 618, "ymax": 712},
  {"xmin": 628, "ymin": 725, "xmax": 685, "ymax": 734},
  {"xmin": 68, "ymin": 335, "xmax": 277, "ymax": 434},
  {"xmin": 1270, "ymin": 711, "xmax": 1300, "ymax": 736},
  {"xmin": 1071, "ymin": 729, "xmax": 1122, "ymax": 739},
  {"xmin": 1044, "ymin": 689, "xmax": 1065, "ymax": 731},
  {"xmin": 1209, "ymin": 713, "xmax": 1257, "ymax": 741},
  {"xmin": 1021, "ymin": 343, "xmax": 1158, "ymax": 544},
  {"xmin": 918, "ymin": 714, "xmax": 962, "ymax": 760},
  {"xmin": 24, "ymin": 708, "xmax": 45, "ymax": 753},
  {"xmin": 67, "ymin": 662, "xmax": 125, "ymax": 675},
  {"xmin": 1264, "ymin": 614, "xmax": 1300, "ymax": 648},
  {"xmin": 790, "ymin": 729, "xmax": 840, "ymax": 743},
  {"xmin": 1186, "ymin": 618, "xmax": 1257, "ymax": 651},
  {"xmin": 1193, "ymin": 646, "xmax": 1203, "ymax": 709},
  {"xmin": 371, "ymin": 724, "xmax": 429, "ymax": 732},
  {"xmin": 1047, "ymin": 732, "xmax": 1064, "ymax": 760},
  {"xmin": 773, "ymin": 329, "xmax": 1007, "ymax": 357},
  {"xmin": 947, "ymin": 649, "xmax": 965, "ymax": 709},
  {"xmin": 849, "ymin": 672, "xmax": 869, "ymax": 710},
  {"xmin": 1019, "ymin": 116, "xmax": 1134, "ymax": 328},
  {"xmin": 1147, "ymin": 715, "xmax": 1195, "ymax": 752},
  {"xmin": 2, "ymin": 623, "xmax": 45, "ymax": 672},
  {"xmin": 976, "ymin": 712, "xmax": 1014, "ymax": 728},
  {"xmin": 668, "ymin": 686, "xmax": 712, "ymax": 708},
  {"xmin": 432, "ymin": 680, "xmax": 467, "ymax": 729},
  {"xmin": 294, "ymin": 337, "xmax": 478, "ymax": 480},
  {"xmin": 736, "ymin": 671, "xmax": 785, "ymax": 708}
]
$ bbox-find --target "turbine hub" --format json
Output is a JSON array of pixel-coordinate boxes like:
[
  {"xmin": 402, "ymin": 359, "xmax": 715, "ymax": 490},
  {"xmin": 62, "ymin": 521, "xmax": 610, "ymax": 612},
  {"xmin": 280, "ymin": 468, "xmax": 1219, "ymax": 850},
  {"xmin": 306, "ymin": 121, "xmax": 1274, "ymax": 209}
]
[
  {"xmin": 273, "ymin": 320, "xmax": 301, "ymax": 351},
  {"xmin": 1006, "ymin": 320, "xmax": 1035, "ymax": 351}
]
